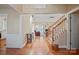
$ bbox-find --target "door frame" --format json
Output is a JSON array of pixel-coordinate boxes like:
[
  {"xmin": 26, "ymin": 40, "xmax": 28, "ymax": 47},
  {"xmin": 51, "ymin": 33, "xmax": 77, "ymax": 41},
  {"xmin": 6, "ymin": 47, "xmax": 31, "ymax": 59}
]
[{"xmin": 67, "ymin": 6, "xmax": 79, "ymax": 49}]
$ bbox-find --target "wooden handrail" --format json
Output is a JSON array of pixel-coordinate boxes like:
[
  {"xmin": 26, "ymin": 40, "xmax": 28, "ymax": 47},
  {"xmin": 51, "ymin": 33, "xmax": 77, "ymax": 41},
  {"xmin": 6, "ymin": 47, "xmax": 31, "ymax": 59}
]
[
  {"xmin": 53, "ymin": 16, "xmax": 66, "ymax": 29},
  {"xmin": 53, "ymin": 18, "xmax": 66, "ymax": 29},
  {"xmin": 48, "ymin": 15, "xmax": 66, "ymax": 29}
]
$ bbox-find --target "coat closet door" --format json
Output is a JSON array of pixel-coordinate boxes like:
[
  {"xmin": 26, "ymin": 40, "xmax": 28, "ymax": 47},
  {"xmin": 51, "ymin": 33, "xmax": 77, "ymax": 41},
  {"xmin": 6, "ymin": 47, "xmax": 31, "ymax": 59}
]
[{"xmin": 71, "ymin": 14, "xmax": 79, "ymax": 49}]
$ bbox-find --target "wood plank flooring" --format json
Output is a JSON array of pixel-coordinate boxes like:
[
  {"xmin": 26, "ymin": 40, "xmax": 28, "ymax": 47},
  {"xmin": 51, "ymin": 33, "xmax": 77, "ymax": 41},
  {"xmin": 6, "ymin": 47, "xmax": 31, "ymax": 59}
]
[{"xmin": 5, "ymin": 36, "xmax": 79, "ymax": 55}]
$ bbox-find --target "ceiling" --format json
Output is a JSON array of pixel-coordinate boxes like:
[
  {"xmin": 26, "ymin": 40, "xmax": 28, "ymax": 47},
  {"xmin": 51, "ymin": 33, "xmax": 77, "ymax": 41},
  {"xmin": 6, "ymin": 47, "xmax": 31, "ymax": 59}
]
[
  {"xmin": 0, "ymin": 4, "xmax": 11, "ymax": 9},
  {"xmin": 0, "ymin": 4, "xmax": 78, "ymax": 26},
  {"xmin": 0, "ymin": 4, "xmax": 65, "ymax": 24},
  {"xmin": 23, "ymin": 4, "xmax": 46, "ymax": 8},
  {"xmin": 32, "ymin": 14, "xmax": 64, "ymax": 23},
  {"xmin": 0, "ymin": 4, "xmax": 78, "ymax": 24},
  {"xmin": 23, "ymin": 4, "xmax": 67, "ymax": 14},
  {"xmin": 0, "ymin": 4, "xmax": 79, "ymax": 14}
]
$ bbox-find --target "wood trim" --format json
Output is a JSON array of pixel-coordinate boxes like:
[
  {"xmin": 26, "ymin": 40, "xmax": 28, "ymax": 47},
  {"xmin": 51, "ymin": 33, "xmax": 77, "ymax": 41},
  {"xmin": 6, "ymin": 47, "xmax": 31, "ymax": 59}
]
[{"xmin": 0, "ymin": 38, "xmax": 6, "ymax": 48}]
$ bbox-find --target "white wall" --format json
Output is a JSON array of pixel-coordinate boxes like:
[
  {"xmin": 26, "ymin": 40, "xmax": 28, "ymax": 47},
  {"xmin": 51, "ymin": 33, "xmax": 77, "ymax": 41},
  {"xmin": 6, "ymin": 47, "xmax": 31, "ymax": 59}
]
[
  {"xmin": 22, "ymin": 14, "xmax": 32, "ymax": 34},
  {"xmin": 20, "ymin": 14, "xmax": 32, "ymax": 47},
  {"xmin": 0, "ymin": 9, "xmax": 19, "ymax": 34},
  {"xmin": 0, "ymin": 9, "xmax": 23, "ymax": 48},
  {"xmin": 0, "ymin": 8, "xmax": 34, "ymax": 48}
]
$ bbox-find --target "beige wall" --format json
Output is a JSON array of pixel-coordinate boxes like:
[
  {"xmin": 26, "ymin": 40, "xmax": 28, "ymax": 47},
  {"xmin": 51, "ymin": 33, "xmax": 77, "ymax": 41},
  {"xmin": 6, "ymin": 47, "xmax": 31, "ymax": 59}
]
[
  {"xmin": 9, "ymin": 4, "xmax": 79, "ymax": 14},
  {"xmin": 66, "ymin": 4, "xmax": 79, "ymax": 12},
  {"xmin": 10, "ymin": 4, "xmax": 23, "ymax": 13},
  {"xmin": 10, "ymin": 4, "xmax": 79, "ymax": 13}
]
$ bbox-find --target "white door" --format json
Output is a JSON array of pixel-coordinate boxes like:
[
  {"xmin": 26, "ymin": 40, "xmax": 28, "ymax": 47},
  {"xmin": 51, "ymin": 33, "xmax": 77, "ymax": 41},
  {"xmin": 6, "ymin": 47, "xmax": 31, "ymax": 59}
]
[{"xmin": 70, "ymin": 14, "xmax": 79, "ymax": 49}]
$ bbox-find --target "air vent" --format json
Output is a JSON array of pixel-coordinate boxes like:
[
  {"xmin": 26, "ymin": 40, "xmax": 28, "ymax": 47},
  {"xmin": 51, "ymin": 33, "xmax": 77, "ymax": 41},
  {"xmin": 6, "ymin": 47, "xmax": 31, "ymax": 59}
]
[{"xmin": 50, "ymin": 17, "xmax": 54, "ymax": 18}]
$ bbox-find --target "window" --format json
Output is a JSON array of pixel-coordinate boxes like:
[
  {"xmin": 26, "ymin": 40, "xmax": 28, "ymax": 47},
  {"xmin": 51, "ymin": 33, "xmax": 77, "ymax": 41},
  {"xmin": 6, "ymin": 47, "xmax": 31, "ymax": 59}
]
[{"xmin": 0, "ymin": 15, "xmax": 7, "ymax": 31}]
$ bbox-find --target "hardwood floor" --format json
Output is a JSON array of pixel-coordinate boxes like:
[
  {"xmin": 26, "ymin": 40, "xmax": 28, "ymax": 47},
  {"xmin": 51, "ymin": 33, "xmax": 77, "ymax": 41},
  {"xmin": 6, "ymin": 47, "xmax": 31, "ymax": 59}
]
[
  {"xmin": 5, "ymin": 36, "xmax": 79, "ymax": 55},
  {"xmin": 6, "ymin": 37, "xmax": 53, "ymax": 55}
]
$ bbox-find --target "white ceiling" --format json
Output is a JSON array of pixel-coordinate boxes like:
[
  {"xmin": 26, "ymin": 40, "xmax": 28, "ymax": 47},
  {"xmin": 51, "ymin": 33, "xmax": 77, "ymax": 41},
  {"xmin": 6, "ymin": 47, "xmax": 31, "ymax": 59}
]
[
  {"xmin": 23, "ymin": 4, "xmax": 46, "ymax": 8},
  {"xmin": 23, "ymin": 4, "xmax": 67, "ymax": 13},
  {"xmin": 0, "ymin": 4, "xmax": 79, "ymax": 14},
  {"xmin": 32, "ymin": 14, "xmax": 64, "ymax": 23},
  {"xmin": 0, "ymin": 4, "xmax": 11, "ymax": 9},
  {"xmin": 0, "ymin": 4, "xmax": 64, "ymax": 24},
  {"xmin": 0, "ymin": 4, "xmax": 67, "ymax": 14}
]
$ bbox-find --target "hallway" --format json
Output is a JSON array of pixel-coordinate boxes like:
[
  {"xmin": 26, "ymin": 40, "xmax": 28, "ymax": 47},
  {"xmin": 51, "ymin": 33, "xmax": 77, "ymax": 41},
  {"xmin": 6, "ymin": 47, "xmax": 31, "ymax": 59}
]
[
  {"xmin": 6, "ymin": 37, "xmax": 53, "ymax": 55},
  {"xmin": 5, "ymin": 36, "xmax": 79, "ymax": 55},
  {"xmin": 26, "ymin": 37, "xmax": 52, "ymax": 55},
  {"xmin": 1, "ymin": 4, "xmax": 79, "ymax": 55}
]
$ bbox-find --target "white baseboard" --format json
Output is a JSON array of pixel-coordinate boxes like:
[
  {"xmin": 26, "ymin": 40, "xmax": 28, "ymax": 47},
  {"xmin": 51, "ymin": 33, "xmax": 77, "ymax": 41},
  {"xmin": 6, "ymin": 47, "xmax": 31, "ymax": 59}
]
[
  {"xmin": 7, "ymin": 45, "xmax": 22, "ymax": 48},
  {"xmin": 66, "ymin": 47, "xmax": 78, "ymax": 50},
  {"xmin": 22, "ymin": 41, "xmax": 27, "ymax": 48},
  {"xmin": 71, "ymin": 48, "xmax": 77, "ymax": 50},
  {"xmin": 59, "ymin": 45, "xmax": 67, "ymax": 48}
]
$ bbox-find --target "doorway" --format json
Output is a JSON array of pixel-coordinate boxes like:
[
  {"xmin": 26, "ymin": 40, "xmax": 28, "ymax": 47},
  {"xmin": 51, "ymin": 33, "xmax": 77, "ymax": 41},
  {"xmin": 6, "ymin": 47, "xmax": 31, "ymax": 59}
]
[{"xmin": 34, "ymin": 24, "xmax": 44, "ymax": 37}]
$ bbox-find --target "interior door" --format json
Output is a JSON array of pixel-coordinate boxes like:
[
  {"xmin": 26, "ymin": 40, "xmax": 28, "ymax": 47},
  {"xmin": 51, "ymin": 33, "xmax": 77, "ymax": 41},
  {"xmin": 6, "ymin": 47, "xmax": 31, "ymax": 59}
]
[{"xmin": 70, "ymin": 14, "xmax": 79, "ymax": 49}]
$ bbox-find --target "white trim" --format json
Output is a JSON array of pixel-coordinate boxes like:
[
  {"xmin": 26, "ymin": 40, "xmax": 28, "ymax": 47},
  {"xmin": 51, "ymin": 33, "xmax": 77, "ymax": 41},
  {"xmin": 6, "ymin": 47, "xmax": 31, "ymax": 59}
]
[
  {"xmin": 21, "ymin": 41, "xmax": 27, "ymax": 48},
  {"xmin": 71, "ymin": 48, "xmax": 77, "ymax": 50},
  {"xmin": 0, "ymin": 14, "xmax": 8, "ymax": 39},
  {"xmin": 66, "ymin": 47, "xmax": 79, "ymax": 50},
  {"xmin": 66, "ymin": 7, "xmax": 79, "ymax": 50},
  {"xmin": 59, "ymin": 45, "xmax": 67, "ymax": 48},
  {"xmin": 19, "ymin": 14, "xmax": 23, "ymax": 45},
  {"xmin": 66, "ymin": 14, "xmax": 71, "ymax": 50},
  {"xmin": 19, "ymin": 15, "xmax": 23, "ymax": 35},
  {"xmin": 19, "ymin": 15, "xmax": 27, "ymax": 48},
  {"xmin": 0, "ymin": 14, "xmax": 8, "ymax": 16},
  {"xmin": 6, "ymin": 14, "xmax": 8, "ymax": 38}
]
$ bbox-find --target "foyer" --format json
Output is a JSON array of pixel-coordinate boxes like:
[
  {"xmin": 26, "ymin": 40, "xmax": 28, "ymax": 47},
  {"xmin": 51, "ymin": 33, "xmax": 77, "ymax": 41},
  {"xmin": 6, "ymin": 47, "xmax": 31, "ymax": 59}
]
[
  {"xmin": 6, "ymin": 36, "xmax": 79, "ymax": 55},
  {"xmin": 6, "ymin": 36, "xmax": 51, "ymax": 55},
  {"xmin": 1, "ymin": 4, "xmax": 79, "ymax": 55}
]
